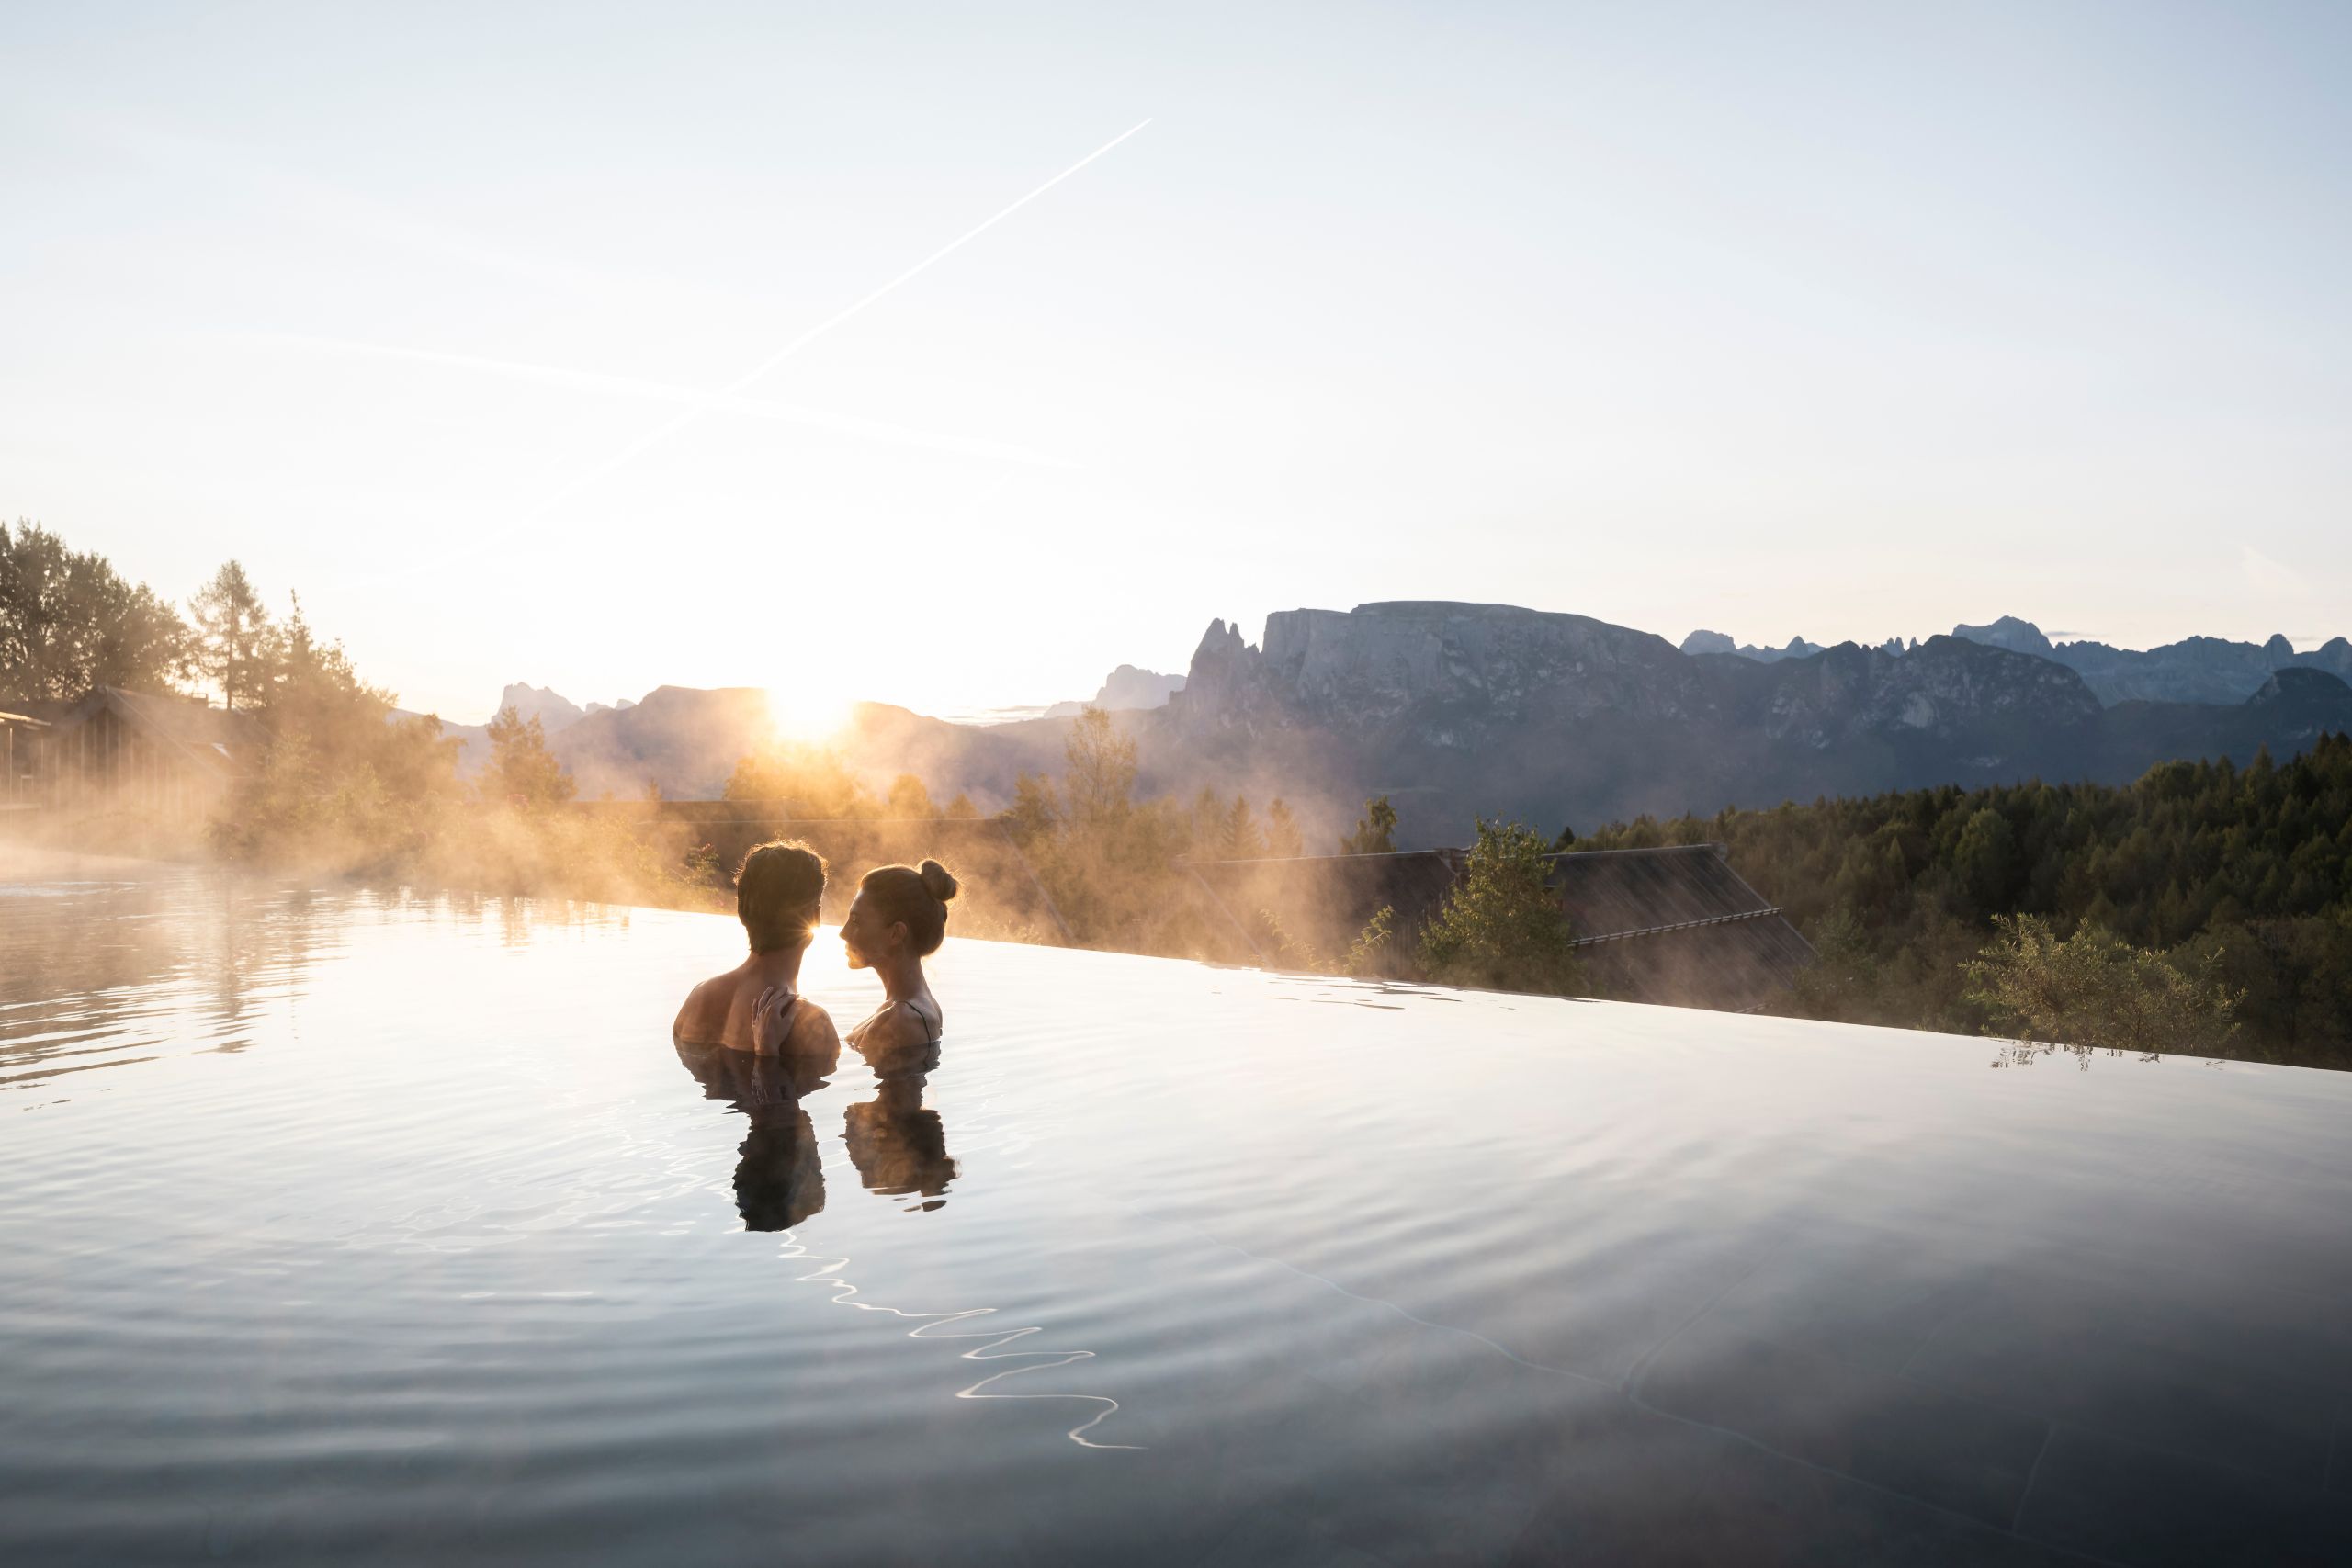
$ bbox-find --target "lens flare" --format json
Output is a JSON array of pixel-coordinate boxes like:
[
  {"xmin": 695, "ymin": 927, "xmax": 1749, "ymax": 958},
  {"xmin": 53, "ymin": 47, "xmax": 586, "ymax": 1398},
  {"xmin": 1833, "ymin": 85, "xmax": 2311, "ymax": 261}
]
[{"xmin": 766, "ymin": 686, "xmax": 856, "ymax": 745}]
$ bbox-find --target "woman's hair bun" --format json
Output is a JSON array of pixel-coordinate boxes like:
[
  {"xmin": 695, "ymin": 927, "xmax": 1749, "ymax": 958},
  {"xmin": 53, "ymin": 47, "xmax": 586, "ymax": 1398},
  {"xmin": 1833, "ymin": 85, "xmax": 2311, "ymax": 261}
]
[{"xmin": 918, "ymin": 859, "xmax": 959, "ymax": 903}]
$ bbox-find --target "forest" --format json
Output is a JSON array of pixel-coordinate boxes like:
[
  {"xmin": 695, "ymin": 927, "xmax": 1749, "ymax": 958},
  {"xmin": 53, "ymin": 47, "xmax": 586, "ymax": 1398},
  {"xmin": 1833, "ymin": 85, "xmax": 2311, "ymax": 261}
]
[{"xmin": 1574, "ymin": 744, "xmax": 2352, "ymax": 1068}]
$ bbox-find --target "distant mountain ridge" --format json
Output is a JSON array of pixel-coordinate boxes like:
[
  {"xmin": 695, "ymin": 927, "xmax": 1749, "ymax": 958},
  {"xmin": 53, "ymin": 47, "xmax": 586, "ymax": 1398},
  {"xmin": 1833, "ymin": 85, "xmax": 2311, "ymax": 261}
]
[
  {"xmin": 402, "ymin": 604, "xmax": 2352, "ymax": 845},
  {"xmin": 391, "ymin": 683, "xmax": 637, "ymax": 774},
  {"xmin": 1685, "ymin": 616, "xmax": 2352, "ymax": 705},
  {"xmin": 1679, "ymin": 629, "xmax": 1831, "ymax": 662},
  {"xmin": 1044, "ymin": 664, "xmax": 1185, "ymax": 719},
  {"xmin": 1173, "ymin": 602, "xmax": 2352, "ymax": 843}
]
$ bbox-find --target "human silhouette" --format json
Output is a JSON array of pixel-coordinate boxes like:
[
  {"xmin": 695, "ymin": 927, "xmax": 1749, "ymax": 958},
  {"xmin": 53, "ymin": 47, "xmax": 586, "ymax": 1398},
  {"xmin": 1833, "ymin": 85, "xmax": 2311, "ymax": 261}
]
[
  {"xmin": 841, "ymin": 860, "xmax": 956, "ymax": 1050},
  {"xmin": 673, "ymin": 840, "xmax": 840, "ymax": 1058}
]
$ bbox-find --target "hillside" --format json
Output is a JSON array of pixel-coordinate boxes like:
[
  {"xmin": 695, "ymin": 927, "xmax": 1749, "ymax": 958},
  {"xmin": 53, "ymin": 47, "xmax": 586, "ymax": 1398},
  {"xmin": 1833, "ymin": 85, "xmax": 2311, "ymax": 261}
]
[{"xmin": 1159, "ymin": 602, "xmax": 2352, "ymax": 842}]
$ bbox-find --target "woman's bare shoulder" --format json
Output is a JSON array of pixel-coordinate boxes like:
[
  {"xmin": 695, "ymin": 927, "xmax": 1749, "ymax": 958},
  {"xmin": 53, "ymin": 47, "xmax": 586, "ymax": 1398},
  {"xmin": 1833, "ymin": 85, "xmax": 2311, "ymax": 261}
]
[{"xmin": 852, "ymin": 1000, "xmax": 936, "ymax": 1051}]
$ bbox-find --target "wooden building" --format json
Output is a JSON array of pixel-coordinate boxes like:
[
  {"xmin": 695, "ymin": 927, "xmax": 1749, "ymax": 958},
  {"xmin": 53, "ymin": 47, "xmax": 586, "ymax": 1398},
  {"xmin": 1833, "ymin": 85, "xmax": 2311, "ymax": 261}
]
[
  {"xmin": 1, "ymin": 708, "xmax": 51, "ymax": 809},
  {"xmin": 12, "ymin": 687, "xmax": 259, "ymax": 820}
]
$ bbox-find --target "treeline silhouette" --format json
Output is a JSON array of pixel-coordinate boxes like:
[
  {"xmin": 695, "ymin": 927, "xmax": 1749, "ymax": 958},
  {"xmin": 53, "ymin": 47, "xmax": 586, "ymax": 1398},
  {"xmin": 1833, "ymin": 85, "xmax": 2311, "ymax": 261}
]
[
  {"xmin": 1576, "ymin": 738, "xmax": 2352, "ymax": 1068},
  {"xmin": 3, "ymin": 522, "xmax": 720, "ymax": 906}
]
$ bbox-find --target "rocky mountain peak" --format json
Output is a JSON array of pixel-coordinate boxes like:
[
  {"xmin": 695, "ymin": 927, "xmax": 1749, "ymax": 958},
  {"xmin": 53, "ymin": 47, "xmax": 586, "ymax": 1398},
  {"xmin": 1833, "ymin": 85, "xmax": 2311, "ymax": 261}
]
[
  {"xmin": 2249, "ymin": 667, "xmax": 2352, "ymax": 706},
  {"xmin": 497, "ymin": 682, "xmax": 586, "ymax": 733},
  {"xmin": 1679, "ymin": 628, "xmax": 1826, "ymax": 663},
  {"xmin": 1951, "ymin": 616, "xmax": 2055, "ymax": 659},
  {"xmin": 1042, "ymin": 664, "xmax": 1186, "ymax": 719}
]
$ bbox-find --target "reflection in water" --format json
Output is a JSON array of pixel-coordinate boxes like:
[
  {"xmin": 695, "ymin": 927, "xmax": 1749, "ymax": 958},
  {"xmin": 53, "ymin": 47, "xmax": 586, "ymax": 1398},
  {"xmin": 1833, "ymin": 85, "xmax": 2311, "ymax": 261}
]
[
  {"xmin": 1989, "ymin": 1039, "xmax": 2177, "ymax": 1071},
  {"xmin": 844, "ymin": 1040, "xmax": 958, "ymax": 1210},
  {"xmin": 1, "ymin": 858, "xmax": 644, "ymax": 1099},
  {"xmin": 678, "ymin": 1024, "xmax": 1125, "ymax": 1445},
  {"xmin": 0, "ymin": 868, "xmax": 342, "ymax": 1089},
  {"xmin": 673, "ymin": 1042, "xmax": 837, "ymax": 1230},
  {"xmin": 775, "ymin": 1233, "xmax": 1141, "ymax": 1450}
]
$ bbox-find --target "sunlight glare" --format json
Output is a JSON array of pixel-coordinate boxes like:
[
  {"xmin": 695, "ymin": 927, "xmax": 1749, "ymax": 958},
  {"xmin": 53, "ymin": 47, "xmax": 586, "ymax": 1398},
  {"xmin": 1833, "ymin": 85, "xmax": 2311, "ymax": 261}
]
[{"xmin": 765, "ymin": 685, "xmax": 856, "ymax": 746}]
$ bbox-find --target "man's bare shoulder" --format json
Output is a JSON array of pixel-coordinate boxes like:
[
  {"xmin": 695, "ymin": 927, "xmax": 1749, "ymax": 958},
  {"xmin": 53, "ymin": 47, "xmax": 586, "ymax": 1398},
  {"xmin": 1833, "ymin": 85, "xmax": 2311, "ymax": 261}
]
[
  {"xmin": 786, "ymin": 1000, "xmax": 840, "ymax": 1053},
  {"xmin": 673, "ymin": 971, "xmax": 739, "ymax": 1043}
]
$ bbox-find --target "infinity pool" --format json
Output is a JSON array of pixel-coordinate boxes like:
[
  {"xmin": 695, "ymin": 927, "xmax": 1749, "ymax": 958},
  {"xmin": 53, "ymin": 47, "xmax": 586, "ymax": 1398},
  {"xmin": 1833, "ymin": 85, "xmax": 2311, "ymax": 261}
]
[{"xmin": 5, "ymin": 858, "xmax": 2350, "ymax": 1565}]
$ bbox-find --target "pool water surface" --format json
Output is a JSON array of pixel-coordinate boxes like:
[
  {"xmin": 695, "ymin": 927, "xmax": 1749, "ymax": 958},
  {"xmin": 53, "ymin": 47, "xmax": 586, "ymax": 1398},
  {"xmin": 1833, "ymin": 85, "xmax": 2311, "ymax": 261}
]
[{"xmin": 4, "ymin": 861, "xmax": 2351, "ymax": 1565}]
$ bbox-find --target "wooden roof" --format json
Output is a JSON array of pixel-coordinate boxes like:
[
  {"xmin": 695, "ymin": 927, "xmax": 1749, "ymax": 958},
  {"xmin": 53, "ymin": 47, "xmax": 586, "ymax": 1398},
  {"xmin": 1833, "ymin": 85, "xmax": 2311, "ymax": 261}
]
[{"xmin": 48, "ymin": 687, "xmax": 262, "ymax": 777}]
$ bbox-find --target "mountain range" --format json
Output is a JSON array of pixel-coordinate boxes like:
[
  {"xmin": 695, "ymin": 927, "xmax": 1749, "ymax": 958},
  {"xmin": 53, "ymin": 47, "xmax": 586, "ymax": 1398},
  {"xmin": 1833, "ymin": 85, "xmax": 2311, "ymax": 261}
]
[
  {"xmin": 432, "ymin": 604, "xmax": 2352, "ymax": 848},
  {"xmin": 1178, "ymin": 603, "xmax": 2352, "ymax": 842},
  {"xmin": 397, "ymin": 682, "xmax": 637, "ymax": 774},
  {"xmin": 1684, "ymin": 616, "xmax": 2352, "ymax": 705}
]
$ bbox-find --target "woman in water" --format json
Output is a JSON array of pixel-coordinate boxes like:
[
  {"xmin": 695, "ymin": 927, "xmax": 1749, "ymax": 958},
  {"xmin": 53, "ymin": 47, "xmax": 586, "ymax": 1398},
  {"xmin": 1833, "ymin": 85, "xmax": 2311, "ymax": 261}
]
[
  {"xmin": 832, "ymin": 859, "xmax": 957, "ymax": 1052},
  {"xmin": 673, "ymin": 840, "xmax": 839, "ymax": 1056}
]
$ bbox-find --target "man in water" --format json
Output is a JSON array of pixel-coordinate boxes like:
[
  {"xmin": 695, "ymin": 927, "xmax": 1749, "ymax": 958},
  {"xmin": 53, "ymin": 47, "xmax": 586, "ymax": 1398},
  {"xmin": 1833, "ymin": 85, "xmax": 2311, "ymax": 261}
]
[{"xmin": 673, "ymin": 840, "xmax": 840, "ymax": 1057}]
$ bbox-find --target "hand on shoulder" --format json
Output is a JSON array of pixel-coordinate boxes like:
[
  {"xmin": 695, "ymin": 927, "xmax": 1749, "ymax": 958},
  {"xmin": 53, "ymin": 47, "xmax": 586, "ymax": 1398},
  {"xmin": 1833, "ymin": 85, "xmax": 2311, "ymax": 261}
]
[
  {"xmin": 752, "ymin": 985, "xmax": 837, "ymax": 1056},
  {"xmin": 790, "ymin": 1001, "xmax": 841, "ymax": 1057}
]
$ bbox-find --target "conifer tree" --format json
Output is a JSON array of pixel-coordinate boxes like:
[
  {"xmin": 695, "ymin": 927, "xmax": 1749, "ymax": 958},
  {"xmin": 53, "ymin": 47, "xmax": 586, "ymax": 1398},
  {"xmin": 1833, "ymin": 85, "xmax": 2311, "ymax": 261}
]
[
  {"xmin": 1264, "ymin": 796, "xmax": 1304, "ymax": 858},
  {"xmin": 189, "ymin": 560, "xmax": 273, "ymax": 712},
  {"xmin": 1419, "ymin": 818, "xmax": 1581, "ymax": 994},
  {"xmin": 485, "ymin": 705, "xmax": 576, "ymax": 807},
  {"xmin": 1339, "ymin": 795, "xmax": 1398, "ymax": 854},
  {"xmin": 1220, "ymin": 795, "xmax": 1264, "ymax": 859}
]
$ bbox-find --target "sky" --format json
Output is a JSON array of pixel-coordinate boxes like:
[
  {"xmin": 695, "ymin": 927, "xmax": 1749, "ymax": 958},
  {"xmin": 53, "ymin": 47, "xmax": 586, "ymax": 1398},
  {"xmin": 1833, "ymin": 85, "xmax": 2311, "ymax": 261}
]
[{"xmin": 5, "ymin": 1, "xmax": 2349, "ymax": 726}]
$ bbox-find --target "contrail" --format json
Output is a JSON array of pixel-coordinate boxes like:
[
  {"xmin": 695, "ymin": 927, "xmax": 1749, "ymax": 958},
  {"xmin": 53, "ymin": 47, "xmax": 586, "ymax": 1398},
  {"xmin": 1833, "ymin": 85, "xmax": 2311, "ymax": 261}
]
[
  {"xmin": 347, "ymin": 118, "xmax": 1152, "ymax": 583},
  {"xmin": 717, "ymin": 118, "xmax": 1153, "ymax": 396},
  {"xmin": 269, "ymin": 334, "xmax": 1070, "ymax": 468}
]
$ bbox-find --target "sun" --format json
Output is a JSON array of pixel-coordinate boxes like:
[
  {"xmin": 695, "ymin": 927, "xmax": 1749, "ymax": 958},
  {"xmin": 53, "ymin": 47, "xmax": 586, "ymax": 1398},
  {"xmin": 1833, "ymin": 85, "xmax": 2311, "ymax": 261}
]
[{"xmin": 764, "ymin": 684, "xmax": 856, "ymax": 746}]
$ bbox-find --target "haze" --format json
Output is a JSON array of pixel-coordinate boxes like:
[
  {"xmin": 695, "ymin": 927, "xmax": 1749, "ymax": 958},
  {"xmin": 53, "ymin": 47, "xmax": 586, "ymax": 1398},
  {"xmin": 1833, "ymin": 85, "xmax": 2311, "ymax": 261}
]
[{"xmin": 6, "ymin": 2, "xmax": 2348, "ymax": 724}]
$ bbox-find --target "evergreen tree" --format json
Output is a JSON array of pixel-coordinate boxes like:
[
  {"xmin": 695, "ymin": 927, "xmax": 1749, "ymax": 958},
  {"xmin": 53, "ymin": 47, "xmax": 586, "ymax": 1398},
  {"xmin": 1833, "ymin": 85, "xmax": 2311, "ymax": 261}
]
[
  {"xmin": 1339, "ymin": 795, "xmax": 1398, "ymax": 854},
  {"xmin": 1189, "ymin": 786, "xmax": 1224, "ymax": 852},
  {"xmin": 1001, "ymin": 772, "xmax": 1062, "ymax": 843},
  {"xmin": 1419, "ymin": 818, "xmax": 1582, "ymax": 994},
  {"xmin": 189, "ymin": 560, "xmax": 273, "ymax": 712},
  {"xmin": 886, "ymin": 773, "xmax": 937, "ymax": 818},
  {"xmin": 1219, "ymin": 795, "xmax": 1264, "ymax": 859},
  {"xmin": 260, "ymin": 592, "xmax": 379, "ymax": 717},
  {"xmin": 485, "ymin": 705, "xmax": 577, "ymax": 807},
  {"xmin": 1264, "ymin": 796, "xmax": 1305, "ymax": 858},
  {"xmin": 1951, "ymin": 806, "xmax": 2018, "ymax": 915}
]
